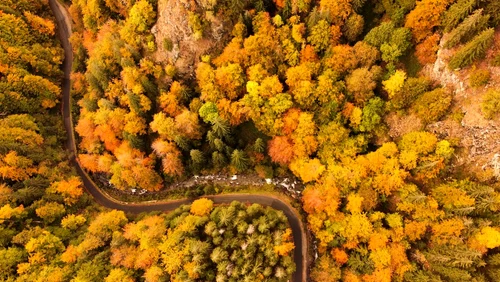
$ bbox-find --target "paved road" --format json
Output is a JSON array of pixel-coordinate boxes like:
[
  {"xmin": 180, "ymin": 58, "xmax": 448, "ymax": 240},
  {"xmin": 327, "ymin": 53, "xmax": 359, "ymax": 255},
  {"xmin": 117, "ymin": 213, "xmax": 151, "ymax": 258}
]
[{"xmin": 49, "ymin": 0, "xmax": 308, "ymax": 281}]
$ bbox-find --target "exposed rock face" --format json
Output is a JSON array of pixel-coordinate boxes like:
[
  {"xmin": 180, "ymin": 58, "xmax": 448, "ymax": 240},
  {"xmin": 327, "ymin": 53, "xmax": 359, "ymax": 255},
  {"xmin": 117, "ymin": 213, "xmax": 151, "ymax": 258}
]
[
  {"xmin": 424, "ymin": 36, "xmax": 500, "ymax": 179},
  {"xmin": 152, "ymin": 0, "xmax": 231, "ymax": 77},
  {"xmin": 425, "ymin": 44, "xmax": 466, "ymax": 96},
  {"xmin": 492, "ymin": 153, "xmax": 500, "ymax": 179},
  {"xmin": 428, "ymin": 120, "xmax": 500, "ymax": 178}
]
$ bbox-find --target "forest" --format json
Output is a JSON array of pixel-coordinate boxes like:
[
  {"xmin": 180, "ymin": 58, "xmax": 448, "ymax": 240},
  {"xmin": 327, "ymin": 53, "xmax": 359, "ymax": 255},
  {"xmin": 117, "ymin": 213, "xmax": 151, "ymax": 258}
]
[
  {"xmin": 3, "ymin": 0, "xmax": 500, "ymax": 281},
  {"xmin": 1, "ymin": 0, "xmax": 296, "ymax": 281}
]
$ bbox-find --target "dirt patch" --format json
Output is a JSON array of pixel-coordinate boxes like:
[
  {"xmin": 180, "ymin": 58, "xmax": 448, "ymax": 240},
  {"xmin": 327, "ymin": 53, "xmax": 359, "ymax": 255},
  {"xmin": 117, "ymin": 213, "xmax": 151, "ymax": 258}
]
[
  {"xmin": 385, "ymin": 112, "xmax": 424, "ymax": 139},
  {"xmin": 152, "ymin": 0, "xmax": 232, "ymax": 78}
]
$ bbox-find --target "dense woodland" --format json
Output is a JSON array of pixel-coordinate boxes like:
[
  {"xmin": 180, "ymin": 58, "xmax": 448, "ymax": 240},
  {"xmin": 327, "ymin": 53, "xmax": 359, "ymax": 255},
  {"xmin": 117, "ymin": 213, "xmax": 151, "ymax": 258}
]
[
  {"xmin": 70, "ymin": 0, "xmax": 500, "ymax": 190},
  {"xmin": 0, "ymin": 0, "xmax": 296, "ymax": 281},
  {"xmin": 3, "ymin": 0, "xmax": 500, "ymax": 281}
]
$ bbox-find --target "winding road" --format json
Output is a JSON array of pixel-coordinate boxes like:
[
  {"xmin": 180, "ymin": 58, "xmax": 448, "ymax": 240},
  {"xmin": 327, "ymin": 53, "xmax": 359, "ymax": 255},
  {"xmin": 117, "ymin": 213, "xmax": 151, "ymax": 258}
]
[{"xmin": 49, "ymin": 0, "xmax": 308, "ymax": 281}]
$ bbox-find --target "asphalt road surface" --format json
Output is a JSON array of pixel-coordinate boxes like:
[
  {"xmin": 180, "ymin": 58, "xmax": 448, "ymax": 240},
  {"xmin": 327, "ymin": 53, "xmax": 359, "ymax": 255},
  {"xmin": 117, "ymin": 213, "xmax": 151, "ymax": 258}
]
[{"xmin": 49, "ymin": 0, "xmax": 309, "ymax": 280}]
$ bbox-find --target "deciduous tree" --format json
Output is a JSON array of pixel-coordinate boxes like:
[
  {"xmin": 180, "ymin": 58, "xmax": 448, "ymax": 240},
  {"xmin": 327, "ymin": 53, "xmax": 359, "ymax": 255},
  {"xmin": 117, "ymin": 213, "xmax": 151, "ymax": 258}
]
[
  {"xmin": 268, "ymin": 136, "xmax": 295, "ymax": 165},
  {"xmin": 190, "ymin": 198, "xmax": 214, "ymax": 216}
]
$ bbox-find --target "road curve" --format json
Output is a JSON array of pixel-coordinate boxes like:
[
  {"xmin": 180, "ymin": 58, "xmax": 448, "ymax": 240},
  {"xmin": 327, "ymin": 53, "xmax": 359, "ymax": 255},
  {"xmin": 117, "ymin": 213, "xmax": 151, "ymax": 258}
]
[{"xmin": 49, "ymin": 0, "xmax": 309, "ymax": 281}]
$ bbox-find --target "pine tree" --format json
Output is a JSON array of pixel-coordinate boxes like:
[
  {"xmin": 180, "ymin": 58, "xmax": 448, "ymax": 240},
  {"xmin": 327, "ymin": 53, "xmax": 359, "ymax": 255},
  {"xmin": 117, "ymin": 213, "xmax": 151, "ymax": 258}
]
[{"xmin": 448, "ymin": 28, "xmax": 495, "ymax": 69}]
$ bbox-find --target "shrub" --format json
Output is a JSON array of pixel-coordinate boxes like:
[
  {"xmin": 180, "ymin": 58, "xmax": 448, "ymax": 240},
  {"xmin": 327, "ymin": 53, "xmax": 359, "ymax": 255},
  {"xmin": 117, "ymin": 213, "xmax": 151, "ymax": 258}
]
[
  {"xmin": 255, "ymin": 165, "xmax": 274, "ymax": 178},
  {"xmin": 165, "ymin": 64, "xmax": 177, "ymax": 77},
  {"xmin": 469, "ymin": 69, "xmax": 490, "ymax": 87},
  {"xmin": 163, "ymin": 37, "xmax": 173, "ymax": 51},
  {"xmin": 188, "ymin": 12, "xmax": 204, "ymax": 40},
  {"xmin": 147, "ymin": 39, "xmax": 156, "ymax": 52},
  {"xmin": 448, "ymin": 28, "xmax": 494, "ymax": 69},
  {"xmin": 411, "ymin": 88, "xmax": 452, "ymax": 124},
  {"xmin": 482, "ymin": 89, "xmax": 500, "ymax": 119}
]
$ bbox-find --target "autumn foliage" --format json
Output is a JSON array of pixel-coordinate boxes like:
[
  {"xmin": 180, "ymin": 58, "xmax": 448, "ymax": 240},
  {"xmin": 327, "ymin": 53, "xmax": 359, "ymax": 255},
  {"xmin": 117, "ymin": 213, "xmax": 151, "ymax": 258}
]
[{"xmin": 4, "ymin": 0, "xmax": 500, "ymax": 281}]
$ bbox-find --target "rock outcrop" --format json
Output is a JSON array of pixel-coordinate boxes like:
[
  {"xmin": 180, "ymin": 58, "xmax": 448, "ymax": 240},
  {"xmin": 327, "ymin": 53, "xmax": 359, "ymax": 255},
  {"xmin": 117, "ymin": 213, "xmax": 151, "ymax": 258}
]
[{"xmin": 152, "ymin": 0, "xmax": 232, "ymax": 78}]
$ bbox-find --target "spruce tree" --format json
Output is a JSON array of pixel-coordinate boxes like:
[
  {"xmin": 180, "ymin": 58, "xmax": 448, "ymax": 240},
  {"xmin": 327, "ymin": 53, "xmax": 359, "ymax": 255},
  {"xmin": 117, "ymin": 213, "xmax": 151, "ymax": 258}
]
[
  {"xmin": 230, "ymin": 150, "xmax": 249, "ymax": 172},
  {"xmin": 483, "ymin": 0, "xmax": 500, "ymax": 25},
  {"xmin": 190, "ymin": 149, "xmax": 204, "ymax": 164},
  {"xmin": 352, "ymin": 0, "xmax": 367, "ymax": 11},
  {"xmin": 211, "ymin": 117, "xmax": 230, "ymax": 138},
  {"xmin": 174, "ymin": 135, "xmax": 190, "ymax": 151},
  {"xmin": 445, "ymin": 9, "xmax": 490, "ymax": 49},
  {"xmin": 442, "ymin": 0, "xmax": 479, "ymax": 32},
  {"xmin": 253, "ymin": 138, "xmax": 265, "ymax": 153},
  {"xmin": 486, "ymin": 254, "xmax": 500, "ymax": 281},
  {"xmin": 212, "ymin": 151, "xmax": 226, "ymax": 168},
  {"xmin": 448, "ymin": 28, "xmax": 494, "ymax": 69}
]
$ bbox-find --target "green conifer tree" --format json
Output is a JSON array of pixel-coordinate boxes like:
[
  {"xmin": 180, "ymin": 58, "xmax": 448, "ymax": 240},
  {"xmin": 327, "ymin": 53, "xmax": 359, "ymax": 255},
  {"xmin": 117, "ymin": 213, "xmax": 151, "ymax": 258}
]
[
  {"xmin": 448, "ymin": 28, "xmax": 494, "ymax": 69},
  {"xmin": 445, "ymin": 9, "xmax": 490, "ymax": 49},
  {"xmin": 442, "ymin": 0, "xmax": 479, "ymax": 32},
  {"xmin": 230, "ymin": 150, "xmax": 249, "ymax": 172}
]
